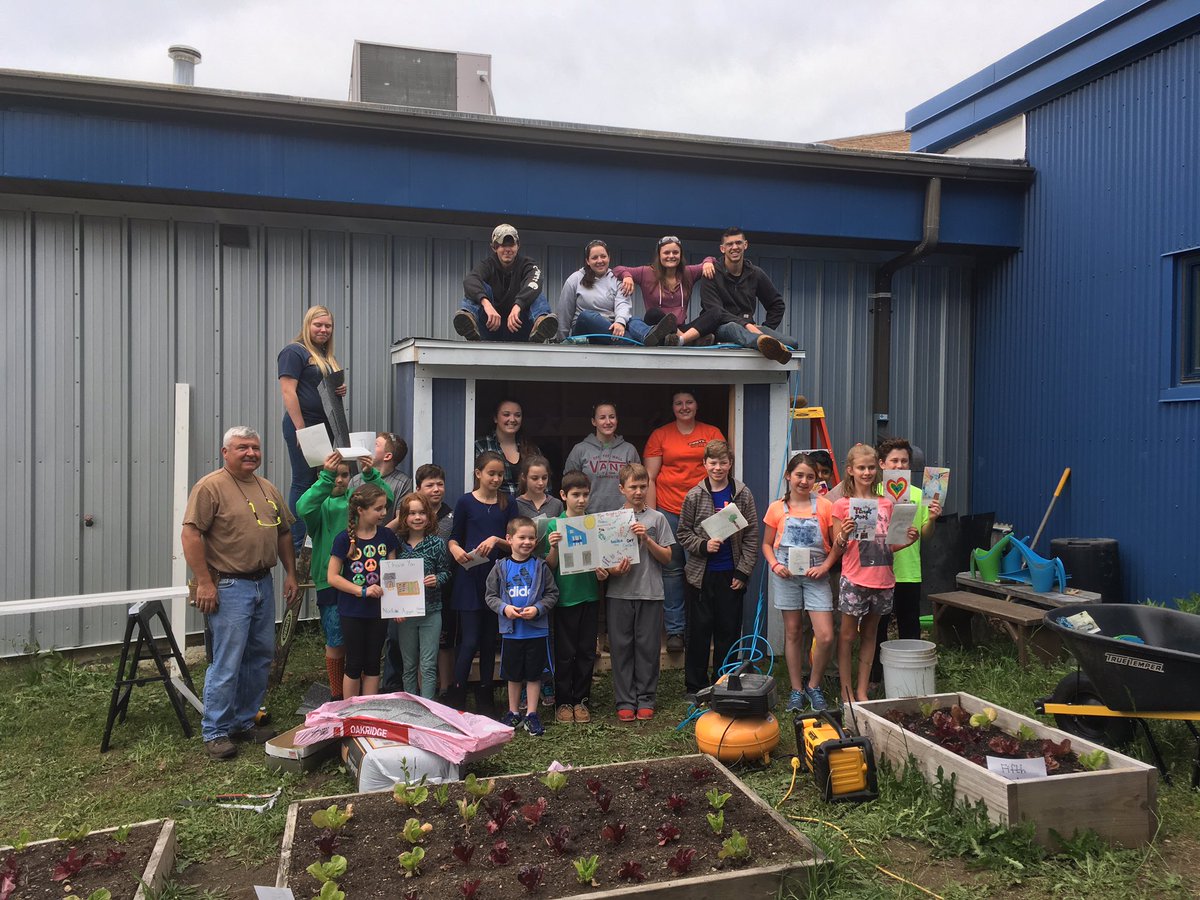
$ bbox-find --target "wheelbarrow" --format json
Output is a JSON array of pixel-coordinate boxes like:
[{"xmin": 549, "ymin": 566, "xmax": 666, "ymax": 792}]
[{"xmin": 1034, "ymin": 604, "xmax": 1200, "ymax": 786}]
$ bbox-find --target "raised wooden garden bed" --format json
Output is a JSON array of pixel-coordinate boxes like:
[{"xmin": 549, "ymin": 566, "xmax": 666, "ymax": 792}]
[
  {"xmin": 277, "ymin": 754, "xmax": 824, "ymax": 899},
  {"xmin": 846, "ymin": 692, "xmax": 1157, "ymax": 847},
  {"xmin": 0, "ymin": 818, "xmax": 176, "ymax": 900}
]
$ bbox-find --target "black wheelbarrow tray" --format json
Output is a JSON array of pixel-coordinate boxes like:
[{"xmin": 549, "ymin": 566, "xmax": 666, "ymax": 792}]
[{"xmin": 1034, "ymin": 604, "xmax": 1200, "ymax": 785}]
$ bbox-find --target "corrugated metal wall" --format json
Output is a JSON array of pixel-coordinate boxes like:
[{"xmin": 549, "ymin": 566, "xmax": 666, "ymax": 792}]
[
  {"xmin": 972, "ymin": 31, "xmax": 1200, "ymax": 604},
  {"xmin": 0, "ymin": 195, "xmax": 974, "ymax": 654}
]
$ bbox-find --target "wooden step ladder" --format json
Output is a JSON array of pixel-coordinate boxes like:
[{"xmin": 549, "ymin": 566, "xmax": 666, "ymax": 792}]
[{"xmin": 790, "ymin": 404, "xmax": 839, "ymax": 482}]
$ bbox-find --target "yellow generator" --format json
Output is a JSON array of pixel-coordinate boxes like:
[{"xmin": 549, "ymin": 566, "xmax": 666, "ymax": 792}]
[{"xmin": 795, "ymin": 710, "xmax": 878, "ymax": 803}]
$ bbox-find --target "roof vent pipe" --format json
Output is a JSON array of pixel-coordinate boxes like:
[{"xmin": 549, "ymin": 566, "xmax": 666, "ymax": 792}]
[{"xmin": 168, "ymin": 45, "xmax": 202, "ymax": 86}]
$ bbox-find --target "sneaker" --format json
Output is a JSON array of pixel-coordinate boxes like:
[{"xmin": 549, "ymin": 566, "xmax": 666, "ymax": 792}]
[
  {"xmin": 500, "ymin": 711, "xmax": 523, "ymax": 729},
  {"xmin": 453, "ymin": 309, "xmax": 481, "ymax": 341},
  {"xmin": 230, "ymin": 724, "xmax": 277, "ymax": 744},
  {"xmin": 804, "ymin": 685, "xmax": 829, "ymax": 712},
  {"xmin": 541, "ymin": 681, "xmax": 556, "ymax": 707},
  {"xmin": 636, "ymin": 708, "xmax": 655, "ymax": 720},
  {"xmin": 523, "ymin": 712, "xmax": 545, "ymax": 736},
  {"xmin": 617, "ymin": 708, "xmax": 636, "ymax": 723},
  {"xmin": 665, "ymin": 634, "xmax": 685, "ymax": 652},
  {"xmin": 786, "ymin": 690, "xmax": 805, "ymax": 714},
  {"xmin": 696, "ymin": 334, "xmax": 716, "ymax": 347},
  {"xmin": 756, "ymin": 334, "xmax": 792, "ymax": 365},
  {"xmin": 662, "ymin": 332, "xmax": 681, "ymax": 346},
  {"xmin": 642, "ymin": 314, "xmax": 678, "ymax": 348},
  {"xmin": 555, "ymin": 704, "xmax": 575, "ymax": 724},
  {"xmin": 529, "ymin": 314, "xmax": 558, "ymax": 343},
  {"xmin": 204, "ymin": 736, "xmax": 237, "ymax": 760},
  {"xmin": 573, "ymin": 702, "xmax": 591, "ymax": 723}
]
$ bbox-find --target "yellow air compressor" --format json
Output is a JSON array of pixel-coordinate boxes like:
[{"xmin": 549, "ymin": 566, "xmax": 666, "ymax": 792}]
[
  {"xmin": 693, "ymin": 662, "xmax": 780, "ymax": 765},
  {"xmin": 795, "ymin": 710, "xmax": 878, "ymax": 803}
]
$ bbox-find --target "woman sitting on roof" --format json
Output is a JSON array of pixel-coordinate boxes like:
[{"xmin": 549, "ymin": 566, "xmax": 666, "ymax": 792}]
[
  {"xmin": 613, "ymin": 236, "xmax": 715, "ymax": 345},
  {"xmin": 556, "ymin": 240, "xmax": 678, "ymax": 346}
]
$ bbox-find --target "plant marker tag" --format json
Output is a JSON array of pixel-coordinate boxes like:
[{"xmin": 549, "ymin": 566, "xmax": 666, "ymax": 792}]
[
  {"xmin": 884, "ymin": 470, "xmax": 911, "ymax": 503},
  {"xmin": 254, "ymin": 888, "xmax": 295, "ymax": 900},
  {"xmin": 986, "ymin": 756, "xmax": 1047, "ymax": 780}
]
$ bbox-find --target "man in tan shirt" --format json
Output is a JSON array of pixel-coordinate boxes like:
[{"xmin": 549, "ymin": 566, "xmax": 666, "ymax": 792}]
[{"xmin": 182, "ymin": 426, "xmax": 300, "ymax": 760}]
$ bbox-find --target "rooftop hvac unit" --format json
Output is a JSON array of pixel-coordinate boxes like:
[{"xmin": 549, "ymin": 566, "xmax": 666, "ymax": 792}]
[{"xmin": 349, "ymin": 41, "xmax": 493, "ymax": 114}]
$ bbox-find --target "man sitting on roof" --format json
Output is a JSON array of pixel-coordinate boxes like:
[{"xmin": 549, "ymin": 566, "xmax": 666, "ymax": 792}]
[
  {"xmin": 454, "ymin": 224, "xmax": 559, "ymax": 343},
  {"xmin": 677, "ymin": 227, "xmax": 796, "ymax": 365}
]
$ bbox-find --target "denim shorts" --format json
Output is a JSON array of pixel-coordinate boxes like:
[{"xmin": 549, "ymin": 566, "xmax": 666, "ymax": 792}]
[
  {"xmin": 771, "ymin": 570, "xmax": 833, "ymax": 612},
  {"xmin": 838, "ymin": 577, "xmax": 894, "ymax": 618},
  {"xmin": 319, "ymin": 603, "xmax": 344, "ymax": 649}
]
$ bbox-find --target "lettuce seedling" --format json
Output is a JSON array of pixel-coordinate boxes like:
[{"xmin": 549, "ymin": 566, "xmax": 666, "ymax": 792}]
[
  {"xmin": 655, "ymin": 823, "xmax": 680, "ymax": 846},
  {"xmin": 517, "ymin": 864, "xmax": 545, "ymax": 893},
  {"xmin": 65, "ymin": 890, "xmax": 110, "ymax": 900},
  {"xmin": 617, "ymin": 860, "xmax": 646, "ymax": 883},
  {"xmin": 500, "ymin": 786, "xmax": 522, "ymax": 804},
  {"xmin": 521, "ymin": 797, "xmax": 548, "ymax": 829},
  {"xmin": 485, "ymin": 798, "xmax": 515, "ymax": 835},
  {"xmin": 719, "ymin": 829, "xmax": 751, "ymax": 863},
  {"xmin": 401, "ymin": 818, "xmax": 432, "ymax": 844},
  {"xmin": 987, "ymin": 734, "xmax": 1021, "ymax": 756},
  {"xmin": 464, "ymin": 774, "xmax": 495, "ymax": 799},
  {"xmin": 572, "ymin": 855, "xmax": 600, "ymax": 887},
  {"xmin": 314, "ymin": 829, "xmax": 340, "ymax": 857},
  {"xmin": 544, "ymin": 826, "xmax": 571, "ymax": 855},
  {"xmin": 1, "ymin": 855, "xmax": 20, "ymax": 900},
  {"xmin": 593, "ymin": 787, "xmax": 613, "ymax": 813},
  {"xmin": 666, "ymin": 793, "xmax": 688, "ymax": 815},
  {"xmin": 452, "ymin": 840, "xmax": 475, "ymax": 865},
  {"xmin": 57, "ymin": 825, "xmax": 91, "ymax": 844},
  {"xmin": 540, "ymin": 771, "xmax": 567, "ymax": 793},
  {"xmin": 310, "ymin": 804, "xmax": 354, "ymax": 832},
  {"xmin": 634, "ymin": 767, "xmax": 652, "ymax": 791},
  {"xmin": 488, "ymin": 840, "xmax": 511, "ymax": 867},
  {"xmin": 305, "ymin": 855, "xmax": 347, "ymax": 885},
  {"xmin": 458, "ymin": 877, "xmax": 481, "ymax": 900},
  {"xmin": 706, "ymin": 811, "xmax": 724, "ymax": 835},
  {"xmin": 398, "ymin": 846, "xmax": 425, "ymax": 878},
  {"xmin": 667, "ymin": 847, "xmax": 697, "ymax": 875},
  {"xmin": 393, "ymin": 781, "xmax": 429, "ymax": 811},
  {"xmin": 433, "ymin": 784, "xmax": 450, "ymax": 807},
  {"xmin": 458, "ymin": 798, "xmax": 480, "ymax": 828},
  {"xmin": 1079, "ymin": 749, "xmax": 1109, "ymax": 771},
  {"xmin": 706, "ymin": 788, "xmax": 732, "ymax": 810},
  {"xmin": 96, "ymin": 849, "xmax": 125, "ymax": 869},
  {"xmin": 313, "ymin": 882, "xmax": 343, "ymax": 900},
  {"xmin": 586, "ymin": 777, "xmax": 604, "ymax": 796},
  {"xmin": 1017, "ymin": 723, "xmax": 1038, "ymax": 741},
  {"xmin": 111, "ymin": 825, "xmax": 131, "ymax": 844},
  {"xmin": 689, "ymin": 767, "xmax": 709, "ymax": 782},
  {"xmin": 601, "ymin": 822, "xmax": 627, "ymax": 845},
  {"xmin": 51, "ymin": 848, "xmax": 93, "ymax": 882}
]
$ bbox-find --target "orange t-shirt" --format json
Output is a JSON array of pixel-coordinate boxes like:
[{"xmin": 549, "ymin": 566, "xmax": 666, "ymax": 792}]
[{"xmin": 643, "ymin": 421, "xmax": 726, "ymax": 514}]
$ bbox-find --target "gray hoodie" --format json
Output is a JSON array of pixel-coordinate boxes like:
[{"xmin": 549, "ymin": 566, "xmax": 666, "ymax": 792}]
[
  {"xmin": 564, "ymin": 433, "xmax": 642, "ymax": 513},
  {"xmin": 556, "ymin": 269, "xmax": 633, "ymax": 341}
]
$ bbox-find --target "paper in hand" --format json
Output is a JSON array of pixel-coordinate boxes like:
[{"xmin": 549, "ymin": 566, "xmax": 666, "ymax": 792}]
[
  {"xmin": 922, "ymin": 467, "xmax": 950, "ymax": 505},
  {"xmin": 336, "ymin": 430, "xmax": 375, "ymax": 459},
  {"xmin": 295, "ymin": 424, "xmax": 334, "ymax": 467},
  {"xmin": 787, "ymin": 547, "xmax": 811, "ymax": 573},
  {"xmin": 848, "ymin": 498, "xmax": 878, "ymax": 542},
  {"xmin": 701, "ymin": 504, "xmax": 749, "ymax": 541},
  {"xmin": 886, "ymin": 502, "xmax": 918, "ymax": 544},
  {"xmin": 380, "ymin": 557, "xmax": 426, "ymax": 618},
  {"xmin": 882, "ymin": 469, "xmax": 911, "ymax": 504},
  {"xmin": 459, "ymin": 550, "xmax": 490, "ymax": 570}
]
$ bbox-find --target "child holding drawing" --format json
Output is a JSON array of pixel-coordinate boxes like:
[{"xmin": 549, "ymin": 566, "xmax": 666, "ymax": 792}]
[
  {"xmin": 393, "ymin": 492, "xmax": 452, "ymax": 699},
  {"xmin": 675, "ymin": 440, "xmax": 759, "ymax": 701},
  {"xmin": 605, "ymin": 463, "xmax": 676, "ymax": 721},
  {"xmin": 446, "ymin": 450, "xmax": 519, "ymax": 716},
  {"xmin": 761, "ymin": 453, "xmax": 842, "ymax": 712},
  {"xmin": 297, "ymin": 451, "xmax": 390, "ymax": 702},
  {"xmin": 326, "ymin": 483, "xmax": 400, "ymax": 699},
  {"xmin": 868, "ymin": 438, "xmax": 941, "ymax": 689},
  {"xmin": 831, "ymin": 444, "xmax": 918, "ymax": 705},
  {"xmin": 485, "ymin": 517, "xmax": 559, "ymax": 735},
  {"xmin": 542, "ymin": 470, "xmax": 606, "ymax": 724}
]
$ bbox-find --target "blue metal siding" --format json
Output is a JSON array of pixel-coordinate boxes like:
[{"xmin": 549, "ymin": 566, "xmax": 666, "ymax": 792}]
[
  {"xmin": 972, "ymin": 30, "xmax": 1200, "ymax": 604},
  {"xmin": 0, "ymin": 106, "xmax": 1024, "ymax": 249},
  {"xmin": 431, "ymin": 379, "xmax": 467, "ymax": 496}
]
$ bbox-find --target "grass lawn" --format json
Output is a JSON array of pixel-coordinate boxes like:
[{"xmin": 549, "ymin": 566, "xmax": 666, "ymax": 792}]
[{"xmin": 3, "ymin": 623, "xmax": 1200, "ymax": 899}]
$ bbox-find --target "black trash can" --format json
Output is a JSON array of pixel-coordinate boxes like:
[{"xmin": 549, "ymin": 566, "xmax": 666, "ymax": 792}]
[{"xmin": 1050, "ymin": 537, "xmax": 1123, "ymax": 603}]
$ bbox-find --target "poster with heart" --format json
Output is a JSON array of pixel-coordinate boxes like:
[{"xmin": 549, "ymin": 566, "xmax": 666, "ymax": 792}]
[
  {"xmin": 923, "ymin": 467, "xmax": 950, "ymax": 505},
  {"xmin": 883, "ymin": 469, "xmax": 911, "ymax": 504}
]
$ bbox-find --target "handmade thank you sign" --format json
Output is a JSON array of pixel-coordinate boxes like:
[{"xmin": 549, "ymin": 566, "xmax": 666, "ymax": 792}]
[
  {"xmin": 557, "ymin": 509, "xmax": 639, "ymax": 575},
  {"xmin": 886, "ymin": 502, "xmax": 918, "ymax": 544},
  {"xmin": 884, "ymin": 470, "xmax": 911, "ymax": 503},
  {"xmin": 923, "ymin": 467, "xmax": 950, "ymax": 504},
  {"xmin": 701, "ymin": 504, "xmax": 749, "ymax": 541},
  {"xmin": 380, "ymin": 558, "xmax": 425, "ymax": 618},
  {"xmin": 848, "ymin": 499, "xmax": 878, "ymax": 542}
]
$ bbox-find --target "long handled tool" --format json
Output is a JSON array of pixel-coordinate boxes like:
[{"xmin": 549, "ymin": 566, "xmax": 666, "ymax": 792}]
[{"xmin": 1001, "ymin": 467, "xmax": 1070, "ymax": 602}]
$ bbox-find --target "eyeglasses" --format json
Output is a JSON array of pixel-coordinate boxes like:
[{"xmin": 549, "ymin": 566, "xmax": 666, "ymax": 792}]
[
  {"xmin": 246, "ymin": 498, "xmax": 282, "ymax": 528},
  {"xmin": 585, "ymin": 239, "xmax": 608, "ymax": 251},
  {"xmin": 657, "ymin": 235, "xmax": 682, "ymax": 248}
]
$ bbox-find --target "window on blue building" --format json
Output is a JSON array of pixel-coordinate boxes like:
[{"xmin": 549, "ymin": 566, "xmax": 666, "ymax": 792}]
[{"xmin": 1181, "ymin": 253, "xmax": 1200, "ymax": 383}]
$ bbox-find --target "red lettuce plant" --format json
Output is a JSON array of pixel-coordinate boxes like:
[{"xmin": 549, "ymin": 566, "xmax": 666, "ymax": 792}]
[
  {"xmin": 656, "ymin": 823, "xmax": 681, "ymax": 846},
  {"xmin": 667, "ymin": 847, "xmax": 697, "ymax": 875},
  {"xmin": 617, "ymin": 860, "xmax": 647, "ymax": 883},
  {"xmin": 601, "ymin": 822, "xmax": 628, "ymax": 845},
  {"xmin": 516, "ymin": 864, "xmax": 545, "ymax": 893}
]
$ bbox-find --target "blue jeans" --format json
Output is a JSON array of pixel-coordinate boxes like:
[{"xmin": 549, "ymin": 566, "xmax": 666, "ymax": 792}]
[
  {"xmin": 715, "ymin": 321, "xmax": 798, "ymax": 350},
  {"xmin": 399, "ymin": 610, "xmax": 443, "ymax": 698},
  {"xmin": 282, "ymin": 415, "xmax": 321, "ymax": 551},
  {"xmin": 571, "ymin": 309, "xmax": 656, "ymax": 344},
  {"xmin": 202, "ymin": 574, "xmax": 276, "ymax": 741},
  {"xmin": 459, "ymin": 291, "xmax": 552, "ymax": 342},
  {"xmin": 659, "ymin": 509, "xmax": 686, "ymax": 636}
]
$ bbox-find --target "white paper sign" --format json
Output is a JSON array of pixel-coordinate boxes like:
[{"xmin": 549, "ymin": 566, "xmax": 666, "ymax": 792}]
[
  {"xmin": 336, "ymin": 430, "xmax": 376, "ymax": 460},
  {"xmin": 380, "ymin": 558, "xmax": 425, "ymax": 618},
  {"xmin": 296, "ymin": 424, "xmax": 334, "ymax": 467},
  {"xmin": 534, "ymin": 516, "xmax": 553, "ymax": 546},
  {"xmin": 882, "ymin": 469, "xmax": 912, "ymax": 504},
  {"xmin": 254, "ymin": 887, "xmax": 296, "ymax": 900},
  {"xmin": 923, "ymin": 467, "xmax": 950, "ymax": 505},
  {"xmin": 458, "ymin": 550, "xmax": 491, "ymax": 570},
  {"xmin": 848, "ymin": 498, "xmax": 878, "ymax": 541},
  {"xmin": 886, "ymin": 502, "xmax": 918, "ymax": 544},
  {"xmin": 557, "ymin": 509, "xmax": 640, "ymax": 575},
  {"xmin": 986, "ymin": 755, "xmax": 1047, "ymax": 780},
  {"xmin": 701, "ymin": 504, "xmax": 749, "ymax": 541},
  {"xmin": 787, "ymin": 547, "xmax": 811, "ymax": 573}
]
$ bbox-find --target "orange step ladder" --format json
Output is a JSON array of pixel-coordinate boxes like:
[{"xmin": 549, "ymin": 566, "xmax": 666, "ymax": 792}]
[{"xmin": 790, "ymin": 405, "xmax": 839, "ymax": 483}]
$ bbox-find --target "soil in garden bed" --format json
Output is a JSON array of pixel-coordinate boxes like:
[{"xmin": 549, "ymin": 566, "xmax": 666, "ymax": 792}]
[
  {"xmin": 3, "ymin": 823, "xmax": 162, "ymax": 900},
  {"xmin": 885, "ymin": 705, "xmax": 1087, "ymax": 775},
  {"xmin": 287, "ymin": 756, "xmax": 810, "ymax": 899}
]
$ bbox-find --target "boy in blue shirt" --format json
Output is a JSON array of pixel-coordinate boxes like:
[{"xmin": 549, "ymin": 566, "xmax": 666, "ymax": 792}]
[{"xmin": 485, "ymin": 516, "xmax": 559, "ymax": 735}]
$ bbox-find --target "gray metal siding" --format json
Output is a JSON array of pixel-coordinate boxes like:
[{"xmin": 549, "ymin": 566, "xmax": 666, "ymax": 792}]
[
  {"xmin": 431, "ymin": 378, "xmax": 467, "ymax": 495},
  {"xmin": 0, "ymin": 196, "xmax": 975, "ymax": 653},
  {"xmin": 972, "ymin": 31, "xmax": 1200, "ymax": 604}
]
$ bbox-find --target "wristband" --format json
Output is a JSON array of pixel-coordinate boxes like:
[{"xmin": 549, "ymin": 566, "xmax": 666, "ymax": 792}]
[{"xmin": 361, "ymin": 585, "xmax": 367, "ymax": 598}]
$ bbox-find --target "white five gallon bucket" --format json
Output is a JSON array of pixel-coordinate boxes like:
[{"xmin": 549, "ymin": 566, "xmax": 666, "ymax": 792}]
[{"xmin": 879, "ymin": 639, "xmax": 937, "ymax": 699}]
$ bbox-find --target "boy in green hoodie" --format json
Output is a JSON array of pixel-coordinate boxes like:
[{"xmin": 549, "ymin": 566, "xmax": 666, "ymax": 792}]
[{"xmin": 297, "ymin": 451, "xmax": 391, "ymax": 700}]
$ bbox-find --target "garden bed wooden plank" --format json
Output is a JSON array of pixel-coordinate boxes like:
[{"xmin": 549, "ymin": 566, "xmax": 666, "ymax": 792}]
[{"xmin": 846, "ymin": 692, "xmax": 1156, "ymax": 848}]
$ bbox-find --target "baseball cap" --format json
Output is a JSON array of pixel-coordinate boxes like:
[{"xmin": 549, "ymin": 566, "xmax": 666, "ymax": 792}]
[{"xmin": 491, "ymin": 224, "xmax": 520, "ymax": 246}]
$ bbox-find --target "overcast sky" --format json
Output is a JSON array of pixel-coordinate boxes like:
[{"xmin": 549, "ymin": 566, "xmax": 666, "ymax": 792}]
[{"xmin": 6, "ymin": 0, "xmax": 1099, "ymax": 144}]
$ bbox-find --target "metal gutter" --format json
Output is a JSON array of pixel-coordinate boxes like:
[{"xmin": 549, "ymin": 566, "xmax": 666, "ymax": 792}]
[{"xmin": 0, "ymin": 69, "xmax": 1034, "ymax": 184}]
